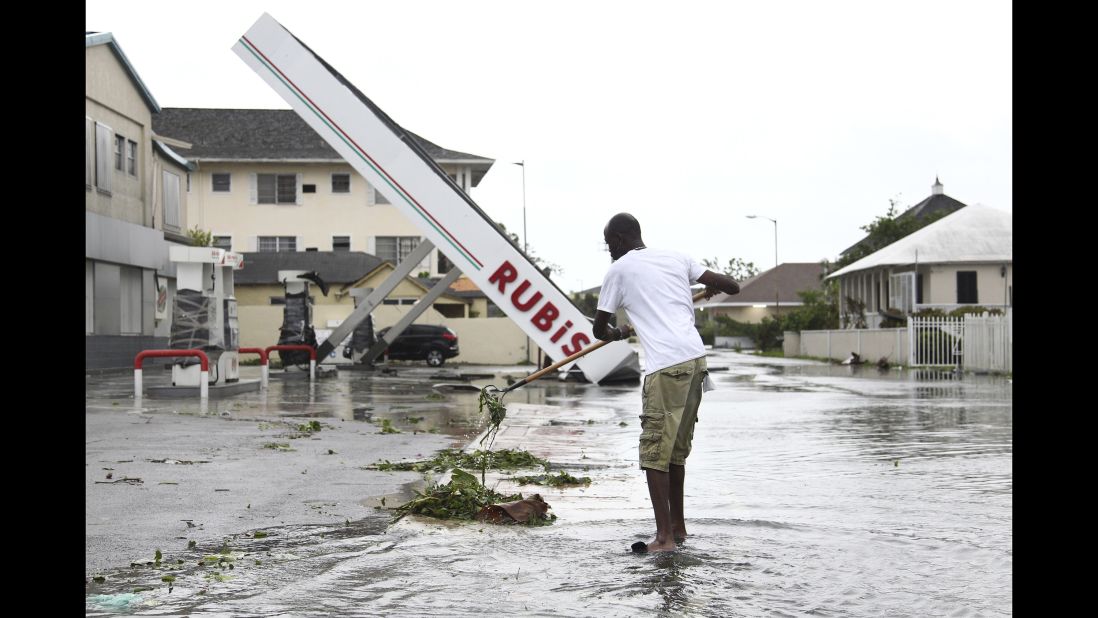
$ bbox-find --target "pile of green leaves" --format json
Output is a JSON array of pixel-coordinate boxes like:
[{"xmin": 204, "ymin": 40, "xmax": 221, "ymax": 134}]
[
  {"xmin": 512, "ymin": 471, "xmax": 592, "ymax": 487},
  {"xmin": 393, "ymin": 469, "xmax": 522, "ymax": 521},
  {"xmin": 372, "ymin": 448, "xmax": 548, "ymax": 473}
]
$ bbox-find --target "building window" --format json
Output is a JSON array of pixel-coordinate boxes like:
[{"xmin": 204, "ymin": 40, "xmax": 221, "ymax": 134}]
[
  {"xmin": 95, "ymin": 122, "xmax": 113, "ymax": 194},
  {"xmin": 127, "ymin": 140, "xmax": 137, "ymax": 176},
  {"xmin": 212, "ymin": 173, "xmax": 231, "ymax": 192},
  {"xmin": 162, "ymin": 171, "xmax": 181, "ymax": 230},
  {"xmin": 888, "ymin": 272, "xmax": 914, "ymax": 314},
  {"xmin": 258, "ymin": 173, "xmax": 297, "ymax": 204},
  {"xmin": 333, "ymin": 236, "xmax": 351, "ymax": 251},
  {"xmin": 186, "ymin": 173, "xmax": 191, "ymax": 192},
  {"xmin": 332, "ymin": 173, "xmax": 350, "ymax": 193},
  {"xmin": 213, "ymin": 236, "xmax": 232, "ymax": 251},
  {"xmin": 303, "ymin": 184, "xmax": 316, "ymax": 194},
  {"xmin": 373, "ymin": 183, "xmax": 391, "ymax": 204},
  {"xmin": 258, "ymin": 236, "xmax": 297, "ymax": 252},
  {"xmin": 438, "ymin": 251, "xmax": 454, "ymax": 274},
  {"xmin": 120, "ymin": 266, "xmax": 143, "ymax": 335},
  {"xmin": 916, "ymin": 274, "xmax": 923, "ymax": 304},
  {"xmin": 486, "ymin": 299, "xmax": 506, "ymax": 317},
  {"xmin": 957, "ymin": 271, "xmax": 978, "ymax": 304},
  {"xmin": 435, "ymin": 304, "xmax": 465, "ymax": 318},
  {"xmin": 376, "ymin": 236, "xmax": 420, "ymax": 264},
  {"xmin": 114, "ymin": 134, "xmax": 125, "ymax": 171}
]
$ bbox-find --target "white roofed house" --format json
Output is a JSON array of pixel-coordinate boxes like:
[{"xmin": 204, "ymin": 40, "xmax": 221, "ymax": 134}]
[{"xmin": 826, "ymin": 205, "xmax": 1012, "ymax": 329}]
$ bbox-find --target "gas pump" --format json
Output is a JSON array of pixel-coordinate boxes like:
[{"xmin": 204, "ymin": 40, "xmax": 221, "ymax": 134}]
[
  {"xmin": 169, "ymin": 246, "xmax": 244, "ymax": 386},
  {"xmin": 276, "ymin": 270, "xmax": 328, "ymax": 368}
]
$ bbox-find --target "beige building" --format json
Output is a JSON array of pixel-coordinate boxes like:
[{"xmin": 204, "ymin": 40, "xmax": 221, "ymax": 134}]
[
  {"xmin": 85, "ymin": 32, "xmax": 193, "ymax": 370},
  {"xmin": 826, "ymin": 204, "xmax": 1013, "ymax": 328},
  {"xmin": 151, "ymin": 108, "xmax": 494, "ymax": 278},
  {"xmin": 147, "ymin": 108, "xmax": 527, "ymax": 362}
]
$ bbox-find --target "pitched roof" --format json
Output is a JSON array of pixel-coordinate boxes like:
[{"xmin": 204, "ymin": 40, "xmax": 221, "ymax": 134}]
[
  {"xmin": 417, "ymin": 275, "xmax": 487, "ymax": 299},
  {"xmin": 153, "ymin": 140, "xmax": 194, "ymax": 171},
  {"xmin": 448, "ymin": 276, "xmax": 481, "ymax": 293},
  {"xmin": 234, "ymin": 251, "xmax": 385, "ymax": 285},
  {"xmin": 85, "ymin": 32, "xmax": 160, "ymax": 112},
  {"xmin": 827, "ymin": 205, "xmax": 1012, "ymax": 279},
  {"xmin": 151, "ymin": 108, "xmax": 494, "ymax": 185},
  {"xmin": 698, "ymin": 263, "xmax": 826, "ymax": 307},
  {"xmin": 841, "ymin": 188, "xmax": 968, "ymax": 256}
]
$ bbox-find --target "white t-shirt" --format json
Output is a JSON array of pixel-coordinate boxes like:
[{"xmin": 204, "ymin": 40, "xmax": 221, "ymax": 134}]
[{"xmin": 597, "ymin": 247, "xmax": 707, "ymax": 375}]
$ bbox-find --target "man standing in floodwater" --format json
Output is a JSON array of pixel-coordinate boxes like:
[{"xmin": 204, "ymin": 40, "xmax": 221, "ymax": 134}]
[{"xmin": 593, "ymin": 213, "xmax": 740, "ymax": 553}]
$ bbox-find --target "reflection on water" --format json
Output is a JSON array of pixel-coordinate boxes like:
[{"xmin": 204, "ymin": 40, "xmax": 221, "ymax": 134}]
[{"xmin": 88, "ymin": 353, "xmax": 1011, "ymax": 616}]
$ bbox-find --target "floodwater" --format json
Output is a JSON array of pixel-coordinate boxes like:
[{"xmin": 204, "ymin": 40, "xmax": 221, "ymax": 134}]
[{"xmin": 87, "ymin": 351, "xmax": 1011, "ymax": 616}]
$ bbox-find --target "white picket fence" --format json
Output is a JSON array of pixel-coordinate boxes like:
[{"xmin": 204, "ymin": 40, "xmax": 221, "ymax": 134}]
[
  {"xmin": 963, "ymin": 310, "xmax": 1013, "ymax": 373},
  {"xmin": 908, "ymin": 311, "xmax": 1012, "ymax": 373}
]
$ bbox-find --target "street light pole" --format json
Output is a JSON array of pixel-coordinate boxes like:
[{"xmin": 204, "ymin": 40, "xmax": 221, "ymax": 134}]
[
  {"xmin": 514, "ymin": 161, "xmax": 530, "ymax": 364},
  {"xmin": 746, "ymin": 215, "xmax": 779, "ymax": 318},
  {"xmin": 514, "ymin": 161, "xmax": 527, "ymax": 255}
]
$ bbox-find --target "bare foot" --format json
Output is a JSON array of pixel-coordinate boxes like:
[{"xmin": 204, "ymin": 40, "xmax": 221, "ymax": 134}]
[{"xmin": 647, "ymin": 539, "xmax": 678, "ymax": 552}]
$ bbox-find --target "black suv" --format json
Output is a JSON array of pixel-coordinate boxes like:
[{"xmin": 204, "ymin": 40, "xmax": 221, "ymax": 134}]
[{"xmin": 377, "ymin": 324, "xmax": 459, "ymax": 366}]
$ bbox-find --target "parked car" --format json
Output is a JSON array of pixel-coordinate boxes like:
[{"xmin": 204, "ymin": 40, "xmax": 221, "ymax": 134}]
[{"xmin": 377, "ymin": 324, "xmax": 459, "ymax": 366}]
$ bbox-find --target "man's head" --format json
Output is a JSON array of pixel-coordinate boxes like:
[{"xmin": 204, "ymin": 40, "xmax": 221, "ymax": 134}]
[{"xmin": 604, "ymin": 213, "xmax": 643, "ymax": 261}]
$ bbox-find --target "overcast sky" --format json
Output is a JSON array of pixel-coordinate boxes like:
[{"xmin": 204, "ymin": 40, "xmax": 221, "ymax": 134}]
[{"xmin": 87, "ymin": 0, "xmax": 1012, "ymax": 294}]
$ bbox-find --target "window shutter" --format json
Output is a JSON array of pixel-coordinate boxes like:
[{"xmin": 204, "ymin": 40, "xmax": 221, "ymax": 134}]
[
  {"xmin": 248, "ymin": 236, "xmax": 258, "ymax": 252},
  {"xmin": 162, "ymin": 171, "xmax": 180, "ymax": 229},
  {"xmin": 366, "ymin": 236, "xmax": 376, "ymax": 255},
  {"xmin": 296, "ymin": 236, "xmax": 304, "ymax": 251},
  {"xmin": 85, "ymin": 117, "xmax": 94, "ymax": 188},
  {"xmin": 95, "ymin": 122, "xmax": 113, "ymax": 194},
  {"xmin": 367, "ymin": 182, "xmax": 376, "ymax": 206},
  {"xmin": 249, "ymin": 173, "xmax": 257, "ymax": 204},
  {"xmin": 296, "ymin": 174, "xmax": 303, "ymax": 205}
]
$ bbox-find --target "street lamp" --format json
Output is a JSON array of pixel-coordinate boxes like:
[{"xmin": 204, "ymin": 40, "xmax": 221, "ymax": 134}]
[
  {"xmin": 514, "ymin": 161, "xmax": 530, "ymax": 364},
  {"xmin": 513, "ymin": 161, "xmax": 527, "ymax": 255},
  {"xmin": 746, "ymin": 215, "xmax": 779, "ymax": 318}
]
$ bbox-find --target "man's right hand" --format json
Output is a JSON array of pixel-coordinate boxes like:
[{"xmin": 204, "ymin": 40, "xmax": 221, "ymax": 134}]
[{"xmin": 698, "ymin": 270, "xmax": 740, "ymax": 296}]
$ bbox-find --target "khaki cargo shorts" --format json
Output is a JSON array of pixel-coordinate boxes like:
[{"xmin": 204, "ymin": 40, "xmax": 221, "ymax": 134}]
[{"xmin": 638, "ymin": 356, "xmax": 707, "ymax": 472}]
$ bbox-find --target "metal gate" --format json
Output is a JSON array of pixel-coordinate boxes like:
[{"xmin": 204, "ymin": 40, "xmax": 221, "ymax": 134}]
[{"xmin": 909, "ymin": 316, "xmax": 965, "ymax": 368}]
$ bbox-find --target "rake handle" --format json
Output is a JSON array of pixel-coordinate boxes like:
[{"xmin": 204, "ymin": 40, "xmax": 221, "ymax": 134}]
[{"xmin": 502, "ymin": 289, "xmax": 709, "ymax": 393}]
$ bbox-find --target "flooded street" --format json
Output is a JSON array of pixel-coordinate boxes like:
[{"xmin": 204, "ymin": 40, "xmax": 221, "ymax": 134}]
[{"xmin": 87, "ymin": 350, "xmax": 1012, "ymax": 616}]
